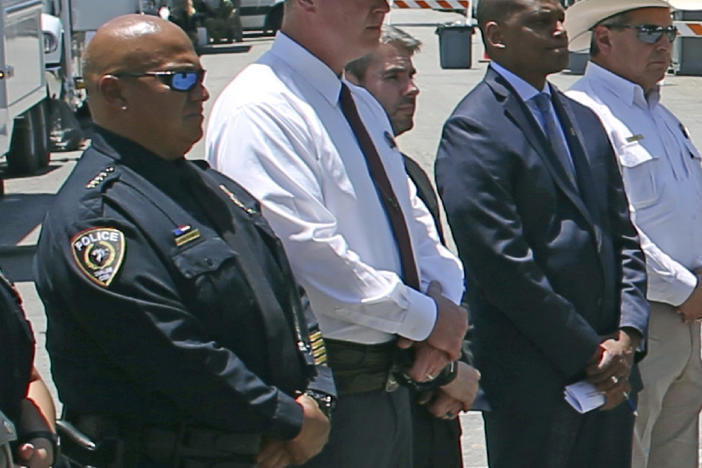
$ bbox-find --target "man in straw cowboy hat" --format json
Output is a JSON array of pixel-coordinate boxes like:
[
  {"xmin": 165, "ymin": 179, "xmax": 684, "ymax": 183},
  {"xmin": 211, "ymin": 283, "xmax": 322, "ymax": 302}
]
[{"xmin": 566, "ymin": 1, "xmax": 702, "ymax": 466}]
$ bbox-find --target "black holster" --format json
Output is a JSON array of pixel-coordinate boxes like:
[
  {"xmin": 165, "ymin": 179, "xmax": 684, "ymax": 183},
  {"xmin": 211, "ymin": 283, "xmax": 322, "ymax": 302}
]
[{"xmin": 56, "ymin": 418, "xmax": 132, "ymax": 468}]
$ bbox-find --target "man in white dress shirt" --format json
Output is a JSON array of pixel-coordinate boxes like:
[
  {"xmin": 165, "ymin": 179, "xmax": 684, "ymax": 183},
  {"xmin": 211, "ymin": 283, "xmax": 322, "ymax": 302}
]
[
  {"xmin": 206, "ymin": 0, "xmax": 468, "ymax": 466},
  {"xmin": 566, "ymin": 1, "xmax": 702, "ymax": 466}
]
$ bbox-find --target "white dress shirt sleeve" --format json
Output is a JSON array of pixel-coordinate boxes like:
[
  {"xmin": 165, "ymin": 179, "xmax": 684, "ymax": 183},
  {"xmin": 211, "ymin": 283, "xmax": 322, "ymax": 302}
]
[
  {"xmin": 632, "ymin": 221, "xmax": 697, "ymax": 306},
  {"xmin": 208, "ymin": 104, "xmax": 439, "ymax": 341}
]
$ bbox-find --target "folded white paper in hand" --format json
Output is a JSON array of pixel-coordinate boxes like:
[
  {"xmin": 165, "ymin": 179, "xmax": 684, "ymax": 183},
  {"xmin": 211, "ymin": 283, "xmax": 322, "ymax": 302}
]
[{"xmin": 564, "ymin": 380, "xmax": 605, "ymax": 413}]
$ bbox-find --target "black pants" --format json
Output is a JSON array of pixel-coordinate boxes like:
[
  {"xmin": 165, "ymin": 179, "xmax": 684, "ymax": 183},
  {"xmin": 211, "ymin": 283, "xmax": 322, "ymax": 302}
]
[
  {"xmin": 301, "ymin": 387, "xmax": 412, "ymax": 468},
  {"xmin": 484, "ymin": 397, "xmax": 635, "ymax": 468},
  {"xmin": 412, "ymin": 403, "xmax": 463, "ymax": 468}
]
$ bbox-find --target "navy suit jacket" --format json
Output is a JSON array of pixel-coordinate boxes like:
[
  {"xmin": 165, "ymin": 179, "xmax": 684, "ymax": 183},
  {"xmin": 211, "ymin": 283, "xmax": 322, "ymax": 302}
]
[{"xmin": 435, "ymin": 67, "xmax": 649, "ymax": 410}]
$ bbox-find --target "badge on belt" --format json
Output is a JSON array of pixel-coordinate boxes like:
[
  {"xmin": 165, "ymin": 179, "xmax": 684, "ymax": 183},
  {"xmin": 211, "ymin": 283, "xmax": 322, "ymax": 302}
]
[{"xmin": 70, "ymin": 227, "xmax": 125, "ymax": 287}]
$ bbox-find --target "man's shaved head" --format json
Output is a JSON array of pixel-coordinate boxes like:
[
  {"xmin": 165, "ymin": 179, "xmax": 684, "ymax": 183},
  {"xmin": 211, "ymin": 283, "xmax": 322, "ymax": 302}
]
[
  {"xmin": 83, "ymin": 14, "xmax": 192, "ymax": 95},
  {"xmin": 83, "ymin": 14, "xmax": 208, "ymax": 160}
]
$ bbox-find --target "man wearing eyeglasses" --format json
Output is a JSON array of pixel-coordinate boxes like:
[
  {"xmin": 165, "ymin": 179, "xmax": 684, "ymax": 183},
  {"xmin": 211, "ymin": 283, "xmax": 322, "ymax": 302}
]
[
  {"xmin": 566, "ymin": 1, "xmax": 702, "ymax": 467},
  {"xmin": 35, "ymin": 14, "xmax": 335, "ymax": 468}
]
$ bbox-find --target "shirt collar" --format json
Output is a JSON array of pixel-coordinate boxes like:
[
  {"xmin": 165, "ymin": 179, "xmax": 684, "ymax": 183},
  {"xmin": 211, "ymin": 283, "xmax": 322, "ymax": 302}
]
[
  {"xmin": 268, "ymin": 32, "xmax": 342, "ymax": 107},
  {"xmin": 92, "ymin": 126, "xmax": 189, "ymax": 186},
  {"xmin": 490, "ymin": 61, "xmax": 550, "ymax": 102},
  {"xmin": 584, "ymin": 61, "xmax": 661, "ymax": 110}
]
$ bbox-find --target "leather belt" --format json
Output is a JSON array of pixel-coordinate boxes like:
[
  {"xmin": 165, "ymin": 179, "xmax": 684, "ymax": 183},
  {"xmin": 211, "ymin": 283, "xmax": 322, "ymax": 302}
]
[
  {"xmin": 324, "ymin": 339, "xmax": 398, "ymax": 395},
  {"xmin": 142, "ymin": 425, "xmax": 260, "ymax": 464},
  {"xmin": 62, "ymin": 412, "xmax": 260, "ymax": 467}
]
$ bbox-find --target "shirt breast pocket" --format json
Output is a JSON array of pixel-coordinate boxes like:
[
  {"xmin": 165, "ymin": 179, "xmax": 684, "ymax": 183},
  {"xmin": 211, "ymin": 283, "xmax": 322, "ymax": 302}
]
[
  {"xmin": 172, "ymin": 237, "xmax": 253, "ymax": 330},
  {"xmin": 618, "ymin": 142, "xmax": 662, "ymax": 210},
  {"xmin": 173, "ymin": 237, "xmax": 236, "ymax": 280}
]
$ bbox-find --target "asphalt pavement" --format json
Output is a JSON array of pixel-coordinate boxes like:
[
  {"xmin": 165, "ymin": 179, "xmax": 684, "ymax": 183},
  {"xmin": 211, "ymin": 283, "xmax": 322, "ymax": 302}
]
[{"xmin": 3, "ymin": 8, "xmax": 702, "ymax": 467}]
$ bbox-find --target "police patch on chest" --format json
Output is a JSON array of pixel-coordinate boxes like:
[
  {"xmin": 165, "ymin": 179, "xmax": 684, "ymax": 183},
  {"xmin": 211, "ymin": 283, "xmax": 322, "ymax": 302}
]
[{"xmin": 70, "ymin": 228, "xmax": 125, "ymax": 287}]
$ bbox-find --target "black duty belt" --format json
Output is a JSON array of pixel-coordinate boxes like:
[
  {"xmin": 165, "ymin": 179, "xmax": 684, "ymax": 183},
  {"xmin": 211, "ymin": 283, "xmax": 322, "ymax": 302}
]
[
  {"xmin": 324, "ymin": 339, "xmax": 399, "ymax": 395},
  {"xmin": 143, "ymin": 425, "xmax": 260, "ymax": 465},
  {"xmin": 58, "ymin": 412, "xmax": 260, "ymax": 467}
]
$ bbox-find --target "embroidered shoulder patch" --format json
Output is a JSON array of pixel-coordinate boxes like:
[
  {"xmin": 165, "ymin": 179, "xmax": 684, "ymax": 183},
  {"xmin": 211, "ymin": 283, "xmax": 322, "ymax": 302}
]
[{"xmin": 70, "ymin": 228, "xmax": 126, "ymax": 287}]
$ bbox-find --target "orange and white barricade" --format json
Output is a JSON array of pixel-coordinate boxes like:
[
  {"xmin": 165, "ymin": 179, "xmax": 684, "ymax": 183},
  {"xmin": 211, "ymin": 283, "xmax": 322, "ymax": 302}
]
[
  {"xmin": 392, "ymin": 0, "xmax": 469, "ymax": 9},
  {"xmin": 674, "ymin": 20, "xmax": 702, "ymax": 37},
  {"xmin": 389, "ymin": 0, "xmax": 479, "ymax": 68},
  {"xmin": 672, "ymin": 19, "xmax": 702, "ymax": 74}
]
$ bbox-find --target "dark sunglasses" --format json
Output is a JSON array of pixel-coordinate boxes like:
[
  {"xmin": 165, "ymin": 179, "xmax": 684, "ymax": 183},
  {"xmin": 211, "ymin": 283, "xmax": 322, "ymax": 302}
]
[
  {"xmin": 602, "ymin": 24, "xmax": 678, "ymax": 44},
  {"xmin": 112, "ymin": 69, "xmax": 206, "ymax": 92}
]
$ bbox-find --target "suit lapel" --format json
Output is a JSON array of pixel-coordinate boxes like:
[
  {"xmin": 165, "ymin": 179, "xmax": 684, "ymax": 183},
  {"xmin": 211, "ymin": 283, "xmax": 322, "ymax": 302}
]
[
  {"xmin": 552, "ymin": 89, "xmax": 610, "ymax": 289},
  {"xmin": 486, "ymin": 70, "xmax": 594, "ymax": 227},
  {"xmin": 552, "ymin": 90, "xmax": 603, "ymax": 221},
  {"xmin": 551, "ymin": 89, "xmax": 605, "ymax": 249}
]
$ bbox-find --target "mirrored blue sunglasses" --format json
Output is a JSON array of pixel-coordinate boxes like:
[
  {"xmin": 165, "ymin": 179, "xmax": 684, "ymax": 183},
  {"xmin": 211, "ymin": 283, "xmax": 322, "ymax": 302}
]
[{"xmin": 113, "ymin": 69, "xmax": 206, "ymax": 92}]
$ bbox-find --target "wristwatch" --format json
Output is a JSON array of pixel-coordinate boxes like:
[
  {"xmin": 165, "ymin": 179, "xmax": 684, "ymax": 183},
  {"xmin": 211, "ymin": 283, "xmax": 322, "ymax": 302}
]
[
  {"xmin": 395, "ymin": 360, "xmax": 459, "ymax": 392},
  {"xmin": 304, "ymin": 390, "xmax": 336, "ymax": 420}
]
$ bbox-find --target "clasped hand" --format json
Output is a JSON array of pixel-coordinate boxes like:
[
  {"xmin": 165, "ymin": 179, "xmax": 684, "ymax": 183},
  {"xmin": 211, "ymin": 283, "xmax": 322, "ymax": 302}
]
[
  {"xmin": 421, "ymin": 362, "xmax": 481, "ymax": 420},
  {"xmin": 677, "ymin": 270, "xmax": 702, "ymax": 323},
  {"xmin": 256, "ymin": 394, "xmax": 330, "ymax": 468},
  {"xmin": 395, "ymin": 281, "xmax": 476, "ymax": 419},
  {"xmin": 585, "ymin": 329, "xmax": 639, "ymax": 410},
  {"xmin": 397, "ymin": 281, "xmax": 468, "ymax": 381}
]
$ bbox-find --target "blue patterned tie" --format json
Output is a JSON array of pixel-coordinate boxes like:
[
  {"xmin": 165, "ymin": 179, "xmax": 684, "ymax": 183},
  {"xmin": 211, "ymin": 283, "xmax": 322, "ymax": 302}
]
[{"xmin": 533, "ymin": 93, "xmax": 577, "ymax": 185}]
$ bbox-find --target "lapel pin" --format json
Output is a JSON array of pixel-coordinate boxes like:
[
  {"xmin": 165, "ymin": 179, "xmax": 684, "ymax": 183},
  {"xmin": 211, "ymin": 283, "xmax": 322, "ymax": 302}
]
[
  {"xmin": 680, "ymin": 123, "xmax": 690, "ymax": 139},
  {"xmin": 384, "ymin": 131, "xmax": 397, "ymax": 149}
]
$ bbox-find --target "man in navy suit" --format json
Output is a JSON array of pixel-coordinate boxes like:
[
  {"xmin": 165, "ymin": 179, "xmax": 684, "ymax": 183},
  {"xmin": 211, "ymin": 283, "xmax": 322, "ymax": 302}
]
[{"xmin": 435, "ymin": 0, "xmax": 649, "ymax": 466}]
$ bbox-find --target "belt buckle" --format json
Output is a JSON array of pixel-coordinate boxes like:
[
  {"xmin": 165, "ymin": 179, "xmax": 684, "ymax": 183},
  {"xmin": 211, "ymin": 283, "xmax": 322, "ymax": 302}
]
[{"xmin": 385, "ymin": 365, "xmax": 401, "ymax": 392}]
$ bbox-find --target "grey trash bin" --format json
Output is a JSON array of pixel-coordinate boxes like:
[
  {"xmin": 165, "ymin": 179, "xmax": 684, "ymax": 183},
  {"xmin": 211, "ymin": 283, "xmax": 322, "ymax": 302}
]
[
  {"xmin": 673, "ymin": 10, "xmax": 702, "ymax": 75},
  {"xmin": 435, "ymin": 23, "xmax": 473, "ymax": 69}
]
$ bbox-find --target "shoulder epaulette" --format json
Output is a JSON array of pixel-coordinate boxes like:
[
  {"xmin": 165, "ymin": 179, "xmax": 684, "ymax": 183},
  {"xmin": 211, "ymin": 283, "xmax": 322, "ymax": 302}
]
[{"xmin": 85, "ymin": 166, "xmax": 117, "ymax": 189}]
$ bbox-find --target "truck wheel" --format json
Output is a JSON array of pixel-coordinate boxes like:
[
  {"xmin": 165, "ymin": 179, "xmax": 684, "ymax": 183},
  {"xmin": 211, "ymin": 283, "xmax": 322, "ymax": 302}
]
[
  {"xmin": 47, "ymin": 99, "xmax": 83, "ymax": 152},
  {"xmin": 7, "ymin": 100, "xmax": 49, "ymax": 174}
]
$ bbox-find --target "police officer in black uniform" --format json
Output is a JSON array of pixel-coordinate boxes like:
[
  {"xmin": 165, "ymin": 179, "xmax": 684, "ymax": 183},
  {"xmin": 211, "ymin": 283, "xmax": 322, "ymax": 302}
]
[
  {"xmin": 0, "ymin": 269, "xmax": 58, "ymax": 468},
  {"xmin": 34, "ymin": 14, "xmax": 334, "ymax": 468}
]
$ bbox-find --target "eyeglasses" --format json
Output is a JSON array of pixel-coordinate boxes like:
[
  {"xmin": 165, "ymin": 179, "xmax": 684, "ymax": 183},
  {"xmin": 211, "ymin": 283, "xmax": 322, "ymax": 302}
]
[
  {"xmin": 111, "ymin": 69, "xmax": 206, "ymax": 92},
  {"xmin": 602, "ymin": 24, "xmax": 678, "ymax": 44}
]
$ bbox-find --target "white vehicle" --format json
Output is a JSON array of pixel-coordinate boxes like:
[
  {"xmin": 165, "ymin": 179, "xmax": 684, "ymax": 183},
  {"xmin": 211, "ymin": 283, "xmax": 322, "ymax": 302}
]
[
  {"xmin": 240, "ymin": 0, "xmax": 283, "ymax": 33},
  {"xmin": 41, "ymin": 0, "xmax": 152, "ymax": 151},
  {"xmin": 0, "ymin": 0, "xmax": 50, "ymax": 174}
]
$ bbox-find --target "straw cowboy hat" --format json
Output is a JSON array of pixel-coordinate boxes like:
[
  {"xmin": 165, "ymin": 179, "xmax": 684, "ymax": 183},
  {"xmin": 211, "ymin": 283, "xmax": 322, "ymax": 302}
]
[{"xmin": 565, "ymin": 0, "xmax": 702, "ymax": 51}]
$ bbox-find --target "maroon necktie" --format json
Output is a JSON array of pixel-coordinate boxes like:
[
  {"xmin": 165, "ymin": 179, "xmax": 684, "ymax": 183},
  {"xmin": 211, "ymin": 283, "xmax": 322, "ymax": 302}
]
[{"xmin": 339, "ymin": 83, "xmax": 420, "ymax": 290}]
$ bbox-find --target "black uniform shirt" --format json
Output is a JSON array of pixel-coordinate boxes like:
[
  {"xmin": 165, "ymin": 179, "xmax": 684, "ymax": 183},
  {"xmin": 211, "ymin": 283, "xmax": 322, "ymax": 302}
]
[
  {"xmin": 0, "ymin": 271, "xmax": 34, "ymax": 424},
  {"xmin": 35, "ymin": 128, "xmax": 324, "ymax": 440}
]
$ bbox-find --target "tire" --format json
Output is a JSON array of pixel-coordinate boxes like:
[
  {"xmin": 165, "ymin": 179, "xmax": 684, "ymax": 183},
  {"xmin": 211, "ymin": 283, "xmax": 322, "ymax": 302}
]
[
  {"xmin": 47, "ymin": 99, "xmax": 83, "ymax": 152},
  {"xmin": 265, "ymin": 5, "xmax": 283, "ymax": 35},
  {"xmin": 7, "ymin": 100, "xmax": 50, "ymax": 174}
]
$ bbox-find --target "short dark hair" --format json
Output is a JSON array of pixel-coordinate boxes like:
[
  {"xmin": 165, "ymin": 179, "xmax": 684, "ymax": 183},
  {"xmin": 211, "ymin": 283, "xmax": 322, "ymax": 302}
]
[
  {"xmin": 475, "ymin": 0, "xmax": 526, "ymax": 49},
  {"xmin": 345, "ymin": 25, "xmax": 421, "ymax": 81}
]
